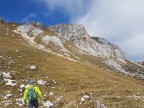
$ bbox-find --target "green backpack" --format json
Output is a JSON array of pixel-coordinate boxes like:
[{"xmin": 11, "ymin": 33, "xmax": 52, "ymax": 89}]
[{"xmin": 27, "ymin": 86, "xmax": 37, "ymax": 102}]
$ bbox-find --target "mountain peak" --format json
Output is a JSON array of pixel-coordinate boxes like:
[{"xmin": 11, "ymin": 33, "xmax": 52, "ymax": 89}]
[
  {"xmin": 48, "ymin": 23, "xmax": 125, "ymax": 63},
  {"xmin": 26, "ymin": 22, "xmax": 43, "ymax": 27},
  {"xmin": 49, "ymin": 23, "xmax": 90, "ymax": 41}
]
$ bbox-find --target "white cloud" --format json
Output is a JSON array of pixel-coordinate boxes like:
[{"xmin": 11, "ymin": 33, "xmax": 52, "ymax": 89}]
[
  {"xmin": 74, "ymin": 0, "xmax": 144, "ymax": 36},
  {"xmin": 36, "ymin": 0, "xmax": 90, "ymax": 16},
  {"xmin": 72, "ymin": 0, "xmax": 144, "ymax": 61},
  {"xmin": 21, "ymin": 13, "xmax": 36, "ymax": 23},
  {"xmin": 35, "ymin": 0, "xmax": 144, "ymax": 61},
  {"xmin": 118, "ymin": 33, "xmax": 144, "ymax": 61}
]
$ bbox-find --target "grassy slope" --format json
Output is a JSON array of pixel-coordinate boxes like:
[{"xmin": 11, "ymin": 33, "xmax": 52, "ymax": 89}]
[{"xmin": 0, "ymin": 23, "xmax": 144, "ymax": 108}]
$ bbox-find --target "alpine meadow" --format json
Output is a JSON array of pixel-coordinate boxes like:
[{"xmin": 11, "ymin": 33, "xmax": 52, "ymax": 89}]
[{"xmin": 0, "ymin": 18, "xmax": 144, "ymax": 108}]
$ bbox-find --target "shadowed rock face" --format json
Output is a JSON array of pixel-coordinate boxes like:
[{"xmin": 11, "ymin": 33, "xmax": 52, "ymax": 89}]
[
  {"xmin": 141, "ymin": 62, "xmax": 144, "ymax": 66},
  {"xmin": 49, "ymin": 24, "xmax": 125, "ymax": 63},
  {"xmin": 138, "ymin": 61, "xmax": 144, "ymax": 66}
]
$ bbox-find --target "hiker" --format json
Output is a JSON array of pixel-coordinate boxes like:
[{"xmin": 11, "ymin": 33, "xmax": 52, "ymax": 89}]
[{"xmin": 23, "ymin": 80, "xmax": 42, "ymax": 108}]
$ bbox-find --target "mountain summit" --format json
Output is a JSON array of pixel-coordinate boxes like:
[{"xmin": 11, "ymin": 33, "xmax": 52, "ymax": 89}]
[{"xmin": 49, "ymin": 24, "xmax": 125, "ymax": 63}]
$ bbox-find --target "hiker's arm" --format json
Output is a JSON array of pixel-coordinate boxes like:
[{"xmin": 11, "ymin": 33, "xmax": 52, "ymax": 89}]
[
  {"xmin": 35, "ymin": 87, "xmax": 42, "ymax": 100},
  {"xmin": 23, "ymin": 89, "xmax": 28, "ymax": 101}
]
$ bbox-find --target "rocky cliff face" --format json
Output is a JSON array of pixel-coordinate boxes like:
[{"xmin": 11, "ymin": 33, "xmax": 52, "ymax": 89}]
[
  {"xmin": 138, "ymin": 61, "xmax": 144, "ymax": 66},
  {"xmin": 49, "ymin": 24, "xmax": 90, "ymax": 41},
  {"xmin": 141, "ymin": 62, "xmax": 144, "ymax": 66},
  {"xmin": 49, "ymin": 24, "xmax": 126, "ymax": 63},
  {"xmin": 15, "ymin": 23, "xmax": 144, "ymax": 79}
]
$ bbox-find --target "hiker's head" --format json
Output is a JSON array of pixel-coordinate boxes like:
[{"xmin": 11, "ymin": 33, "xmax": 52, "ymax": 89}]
[{"xmin": 29, "ymin": 80, "xmax": 35, "ymax": 85}]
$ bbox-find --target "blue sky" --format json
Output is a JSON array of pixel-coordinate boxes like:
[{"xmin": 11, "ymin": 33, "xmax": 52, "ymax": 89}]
[
  {"xmin": 0, "ymin": 0, "xmax": 144, "ymax": 62},
  {"xmin": 0, "ymin": 0, "xmax": 70, "ymax": 25}
]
